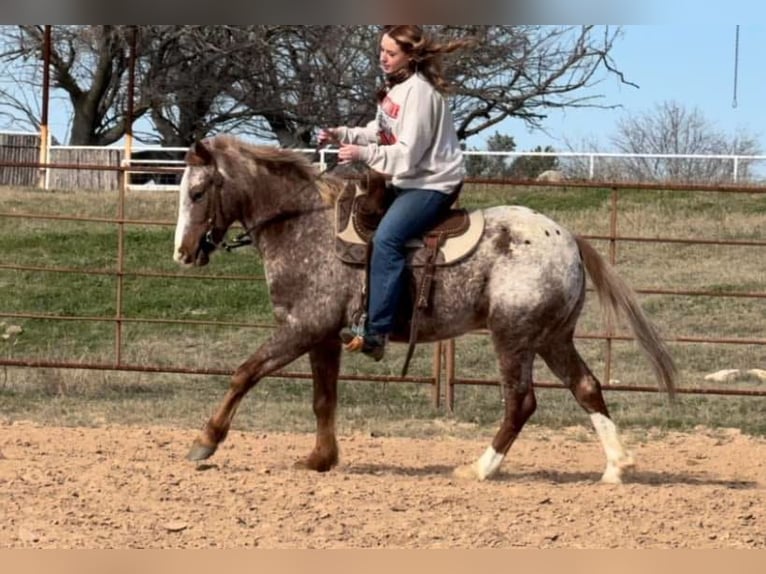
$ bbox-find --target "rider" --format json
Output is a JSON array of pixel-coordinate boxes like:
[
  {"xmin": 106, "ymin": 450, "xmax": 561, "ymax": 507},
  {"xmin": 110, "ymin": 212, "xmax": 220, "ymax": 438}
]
[{"xmin": 319, "ymin": 25, "xmax": 474, "ymax": 360}]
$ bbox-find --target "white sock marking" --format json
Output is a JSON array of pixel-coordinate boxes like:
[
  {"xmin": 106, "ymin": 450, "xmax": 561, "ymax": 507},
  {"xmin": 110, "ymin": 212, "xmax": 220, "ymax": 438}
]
[
  {"xmin": 474, "ymin": 446, "xmax": 504, "ymax": 480},
  {"xmin": 590, "ymin": 412, "xmax": 632, "ymax": 483}
]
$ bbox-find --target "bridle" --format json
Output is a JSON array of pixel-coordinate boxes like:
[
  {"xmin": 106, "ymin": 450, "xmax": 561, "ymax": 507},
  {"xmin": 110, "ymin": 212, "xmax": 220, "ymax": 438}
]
[
  {"xmin": 196, "ymin": 147, "xmax": 338, "ymax": 255},
  {"xmin": 196, "ymin": 170, "xmax": 226, "ymax": 257}
]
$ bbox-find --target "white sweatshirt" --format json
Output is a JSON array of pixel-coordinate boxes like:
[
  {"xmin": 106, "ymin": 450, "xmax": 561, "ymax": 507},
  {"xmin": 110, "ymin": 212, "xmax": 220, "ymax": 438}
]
[{"xmin": 334, "ymin": 73, "xmax": 465, "ymax": 195}]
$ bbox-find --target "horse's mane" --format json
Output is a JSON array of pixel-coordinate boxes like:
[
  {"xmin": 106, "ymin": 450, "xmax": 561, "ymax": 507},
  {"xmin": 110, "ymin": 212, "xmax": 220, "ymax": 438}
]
[{"xmin": 205, "ymin": 134, "xmax": 345, "ymax": 206}]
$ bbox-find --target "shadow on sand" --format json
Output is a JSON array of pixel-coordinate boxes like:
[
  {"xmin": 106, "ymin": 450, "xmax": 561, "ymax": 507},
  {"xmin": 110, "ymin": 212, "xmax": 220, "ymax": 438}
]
[{"xmin": 342, "ymin": 463, "xmax": 759, "ymax": 489}]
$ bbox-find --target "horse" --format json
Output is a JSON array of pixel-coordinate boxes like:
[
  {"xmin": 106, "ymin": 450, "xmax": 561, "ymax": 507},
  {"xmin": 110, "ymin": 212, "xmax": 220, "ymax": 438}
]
[{"xmin": 172, "ymin": 134, "xmax": 676, "ymax": 484}]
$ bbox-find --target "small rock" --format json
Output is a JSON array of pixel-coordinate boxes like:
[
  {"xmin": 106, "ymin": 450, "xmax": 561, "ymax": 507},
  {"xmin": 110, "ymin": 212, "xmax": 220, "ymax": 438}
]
[
  {"xmin": 536, "ymin": 170, "xmax": 564, "ymax": 183},
  {"xmin": 2, "ymin": 325, "xmax": 23, "ymax": 340},
  {"xmin": 162, "ymin": 521, "xmax": 188, "ymax": 532},
  {"xmin": 704, "ymin": 369, "xmax": 740, "ymax": 383}
]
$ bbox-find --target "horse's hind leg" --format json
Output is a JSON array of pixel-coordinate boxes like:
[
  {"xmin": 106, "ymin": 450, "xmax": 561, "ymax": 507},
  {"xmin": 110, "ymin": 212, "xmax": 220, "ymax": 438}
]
[
  {"xmin": 455, "ymin": 350, "xmax": 537, "ymax": 481},
  {"xmin": 295, "ymin": 337, "xmax": 341, "ymax": 472},
  {"xmin": 539, "ymin": 338, "xmax": 633, "ymax": 484}
]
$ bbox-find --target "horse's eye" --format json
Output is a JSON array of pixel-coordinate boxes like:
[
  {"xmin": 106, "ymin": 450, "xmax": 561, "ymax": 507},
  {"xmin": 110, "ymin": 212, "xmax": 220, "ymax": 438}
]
[{"xmin": 191, "ymin": 189, "xmax": 206, "ymax": 203}]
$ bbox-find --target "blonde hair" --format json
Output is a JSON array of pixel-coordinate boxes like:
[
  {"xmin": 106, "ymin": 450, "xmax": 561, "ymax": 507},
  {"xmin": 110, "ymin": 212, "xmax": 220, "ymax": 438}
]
[{"xmin": 380, "ymin": 25, "xmax": 476, "ymax": 94}]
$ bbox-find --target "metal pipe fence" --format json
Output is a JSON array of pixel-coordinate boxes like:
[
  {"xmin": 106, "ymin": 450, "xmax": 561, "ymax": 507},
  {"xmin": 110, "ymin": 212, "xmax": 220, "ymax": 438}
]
[
  {"xmin": 1, "ymin": 156, "xmax": 765, "ymax": 411},
  {"xmin": 2, "ymin": 24, "xmax": 764, "ymax": 414}
]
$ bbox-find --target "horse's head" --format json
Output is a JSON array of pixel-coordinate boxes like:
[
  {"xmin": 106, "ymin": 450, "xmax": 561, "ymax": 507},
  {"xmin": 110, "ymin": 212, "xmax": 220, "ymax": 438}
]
[{"xmin": 173, "ymin": 140, "xmax": 228, "ymax": 266}]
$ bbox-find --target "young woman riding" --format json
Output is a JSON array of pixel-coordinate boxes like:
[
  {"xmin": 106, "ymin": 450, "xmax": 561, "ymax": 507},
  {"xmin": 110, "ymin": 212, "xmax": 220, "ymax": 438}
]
[{"xmin": 318, "ymin": 25, "xmax": 475, "ymax": 360}]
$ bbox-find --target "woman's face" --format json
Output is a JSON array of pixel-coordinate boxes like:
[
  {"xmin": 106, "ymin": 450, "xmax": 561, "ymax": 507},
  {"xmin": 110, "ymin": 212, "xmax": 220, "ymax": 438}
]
[{"xmin": 379, "ymin": 33, "xmax": 410, "ymax": 75}]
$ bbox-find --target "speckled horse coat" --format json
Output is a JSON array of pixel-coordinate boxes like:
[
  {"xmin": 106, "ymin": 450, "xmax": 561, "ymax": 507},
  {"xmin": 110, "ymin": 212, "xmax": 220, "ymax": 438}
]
[{"xmin": 173, "ymin": 135, "xmax": 676, "ymax": 484}]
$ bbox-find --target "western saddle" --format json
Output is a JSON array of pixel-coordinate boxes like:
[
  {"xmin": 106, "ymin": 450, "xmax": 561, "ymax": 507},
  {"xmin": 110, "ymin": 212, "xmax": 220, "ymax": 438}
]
[{"xmin": 334, "ymin": 172, "xmax": 484, "ymax": 376}]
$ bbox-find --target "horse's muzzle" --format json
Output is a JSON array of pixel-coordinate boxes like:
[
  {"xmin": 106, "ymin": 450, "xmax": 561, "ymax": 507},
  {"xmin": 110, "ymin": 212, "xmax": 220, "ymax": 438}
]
[
  {"xmin": 174, "ymin": 232, "xmax": 216, "ymax": 266},
  {"xmin": 174, "ymin": 246, "xmax": 208, "ymax": 267}
]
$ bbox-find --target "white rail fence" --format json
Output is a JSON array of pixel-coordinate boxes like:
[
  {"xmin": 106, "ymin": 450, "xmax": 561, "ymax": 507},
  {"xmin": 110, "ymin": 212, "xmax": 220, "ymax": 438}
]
[
  {"xmin": 2, "ymin": 132, "xmax": 766, "ymax": 191},
  {"xmin": 105, "ymin": 148, "xmax": 766, "ymax": 189}
]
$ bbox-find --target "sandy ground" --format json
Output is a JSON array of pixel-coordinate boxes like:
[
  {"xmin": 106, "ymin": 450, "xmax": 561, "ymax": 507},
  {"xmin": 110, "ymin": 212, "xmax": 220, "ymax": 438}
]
[{"xmin": 1, "ymin": 422, "xmax": 764, "ymax": 549}]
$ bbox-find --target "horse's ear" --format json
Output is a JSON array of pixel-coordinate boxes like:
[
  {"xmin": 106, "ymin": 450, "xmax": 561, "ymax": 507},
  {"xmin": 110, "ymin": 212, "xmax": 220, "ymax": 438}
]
[{"xmin": 186, "ymin": 140, "xmax": 214, "ymax": 166}]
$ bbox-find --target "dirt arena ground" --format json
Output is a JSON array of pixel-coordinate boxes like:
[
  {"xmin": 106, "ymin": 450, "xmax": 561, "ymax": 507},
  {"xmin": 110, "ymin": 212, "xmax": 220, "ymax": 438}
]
[{"xmin": 1, "ymin": 422, "xmax": 764, "ymax": 548}]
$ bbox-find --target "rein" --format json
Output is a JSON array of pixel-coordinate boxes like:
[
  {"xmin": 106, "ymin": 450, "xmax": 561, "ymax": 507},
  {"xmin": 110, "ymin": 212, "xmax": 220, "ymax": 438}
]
[{"xmin": 221, "ymin": 205, "xmax": 332, "ymax": 251}]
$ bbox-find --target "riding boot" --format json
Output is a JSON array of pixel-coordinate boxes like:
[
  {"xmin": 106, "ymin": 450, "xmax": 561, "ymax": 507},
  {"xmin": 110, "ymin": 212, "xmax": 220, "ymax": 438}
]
[{"xmin": 340, "ymin": 328, "xmax": 386, "ymax": 361}]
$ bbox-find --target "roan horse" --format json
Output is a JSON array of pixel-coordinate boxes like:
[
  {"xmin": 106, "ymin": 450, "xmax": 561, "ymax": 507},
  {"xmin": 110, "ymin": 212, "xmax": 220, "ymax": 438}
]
[{"xmin": 173, "ymin": 134, "xmax": 676, "ymax": 484}]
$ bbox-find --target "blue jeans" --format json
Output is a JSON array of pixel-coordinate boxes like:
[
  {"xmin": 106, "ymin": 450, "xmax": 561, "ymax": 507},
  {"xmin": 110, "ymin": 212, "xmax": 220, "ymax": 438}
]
[{"xmin": 366, "ymin": 187, "xmax": 454, "ymax": 337}]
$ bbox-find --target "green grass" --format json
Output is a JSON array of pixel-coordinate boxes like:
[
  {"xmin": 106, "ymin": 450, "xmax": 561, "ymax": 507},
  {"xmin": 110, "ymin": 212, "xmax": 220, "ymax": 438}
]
[
  {"xmin": 3, "ymin": 368, "xmax": 766, "ymax": 437},
  {"xmin": 1, "ymin": 183, "xmax": 766, "ymax": 438},
  {"xmin": 460, "ymin": 183, "xmax": 612, "ymax": 213}
]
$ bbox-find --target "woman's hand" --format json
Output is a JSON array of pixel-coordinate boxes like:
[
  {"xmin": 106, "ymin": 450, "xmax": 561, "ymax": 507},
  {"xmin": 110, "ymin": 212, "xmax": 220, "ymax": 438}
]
[
  {"xmin": 317, "ymin": 128, "xmax": 340, "ymax": 146},
  {"xmin": 337, "ymin": 144, "xmax": 363, "ymax": 164}
]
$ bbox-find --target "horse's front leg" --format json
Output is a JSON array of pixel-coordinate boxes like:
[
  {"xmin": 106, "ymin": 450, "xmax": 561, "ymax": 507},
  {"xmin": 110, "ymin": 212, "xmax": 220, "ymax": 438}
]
[
  {"xmin": 187, "ymin": 330, "xmax": 308, "ymax": 461},
  {"xmin": 295, "ymin": 337, "xmax": 342, "ymax": 472}
]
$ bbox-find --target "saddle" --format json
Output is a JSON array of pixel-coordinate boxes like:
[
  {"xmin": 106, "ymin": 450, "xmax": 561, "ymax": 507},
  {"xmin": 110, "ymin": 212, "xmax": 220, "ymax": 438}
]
[
  {"xmin": 334, "ymin": 173, "xmax": 485, "ymax": 376},
  {"xmin": 335, "ymin": 180, "xmax": 484, "ymax": 268}
]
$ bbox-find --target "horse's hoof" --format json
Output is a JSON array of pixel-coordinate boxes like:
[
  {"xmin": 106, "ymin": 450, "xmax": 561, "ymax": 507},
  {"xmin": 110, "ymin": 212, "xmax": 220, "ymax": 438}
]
[
  {"xmin": 600, "ymin": 466, "xmax": 623, "ymax": 484},
  {"xmin": 187, "ymin": 441, "xmax": 218, "ymax": 461},
  {"xmin": 453, "ymin": 463, "xmax": 483, "ymax": 481},
  {"xmin": 601, "ymin": 460, "xmax": 633, "ymax": 484},
  {"xmin": 294, "ymin": 455, "xmax": 336, "ymax": 473},
  {"xmin": 294, "ymin": 459, "xmax": 326, "ymax": 472}
]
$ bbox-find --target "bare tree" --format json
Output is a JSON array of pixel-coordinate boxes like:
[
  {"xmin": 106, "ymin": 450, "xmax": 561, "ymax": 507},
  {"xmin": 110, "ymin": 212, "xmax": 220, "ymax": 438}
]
[
  {"xmin": 222, "ymin": 26, "xmax": 379, "ymax": 148},
  {"xmin": 0, "ymin": 27, "xmax": 45, "ymax": 132},
  {"xmin": 0, "ymin": 25, "xmax": 154, "ymax": 146},
  {"xmin": 226, "ymin": 25, "xmax": 632, "ymax": 147},
  {"xmin": 137, "ymin": 26, "xmax": 253, "ymax": 146},
  {"xmin": 448, "ymin": 25, "xmax": 632, "ymax": 140},
  {"xmin": 1, "ymin": 25, "xmax": 632, "ymax": 148},
  {"xmin": 610, "ymin": 100, "xmax": 761, "ymax": 183}
]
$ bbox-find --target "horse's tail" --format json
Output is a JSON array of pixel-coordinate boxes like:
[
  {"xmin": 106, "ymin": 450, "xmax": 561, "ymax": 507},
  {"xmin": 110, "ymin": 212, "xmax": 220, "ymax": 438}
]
[{"xmin": 575, "ymin": 235, "xmax": 677, "ymax": 399}]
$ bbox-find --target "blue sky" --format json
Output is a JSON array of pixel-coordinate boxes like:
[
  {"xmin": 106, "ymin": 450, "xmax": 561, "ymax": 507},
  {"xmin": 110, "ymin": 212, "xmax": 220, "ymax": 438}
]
[{"xmin": 497, "ymin": 24, "xmax": 766, "ymax": 154}]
